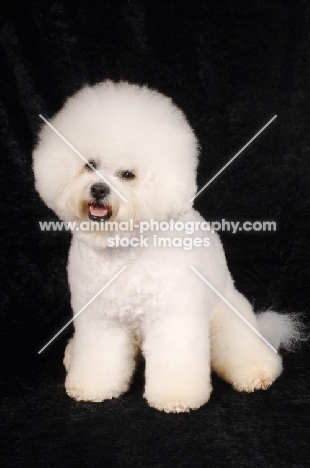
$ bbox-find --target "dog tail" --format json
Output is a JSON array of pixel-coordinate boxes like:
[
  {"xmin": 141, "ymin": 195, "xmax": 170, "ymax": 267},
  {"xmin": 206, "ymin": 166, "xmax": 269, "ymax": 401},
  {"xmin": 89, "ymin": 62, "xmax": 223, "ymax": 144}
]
[{"xmin": 256, "ymin": 311, "xmax": 308, "ymax": 351}]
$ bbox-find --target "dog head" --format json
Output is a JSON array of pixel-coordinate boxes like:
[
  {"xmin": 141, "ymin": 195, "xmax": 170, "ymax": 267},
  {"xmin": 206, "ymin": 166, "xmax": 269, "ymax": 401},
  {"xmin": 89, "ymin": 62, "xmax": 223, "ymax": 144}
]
[{"xmin": 33, "ymin": 81, "xmax": 199, "ymax": 226}]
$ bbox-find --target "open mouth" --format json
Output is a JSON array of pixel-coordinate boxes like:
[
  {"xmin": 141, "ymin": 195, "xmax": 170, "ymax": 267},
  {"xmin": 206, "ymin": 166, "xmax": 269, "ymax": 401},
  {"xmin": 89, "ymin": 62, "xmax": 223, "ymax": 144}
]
[{"xmin": 88, "ymin": 203, "xmax": 112, "ymax": 221}]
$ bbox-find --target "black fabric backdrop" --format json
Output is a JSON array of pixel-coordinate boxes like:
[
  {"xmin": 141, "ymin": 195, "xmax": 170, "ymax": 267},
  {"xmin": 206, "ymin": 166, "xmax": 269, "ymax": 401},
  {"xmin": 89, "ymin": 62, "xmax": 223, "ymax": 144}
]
[{"xmin": 1, "ymin": 1, "xmax": 309, "ymax": 467}]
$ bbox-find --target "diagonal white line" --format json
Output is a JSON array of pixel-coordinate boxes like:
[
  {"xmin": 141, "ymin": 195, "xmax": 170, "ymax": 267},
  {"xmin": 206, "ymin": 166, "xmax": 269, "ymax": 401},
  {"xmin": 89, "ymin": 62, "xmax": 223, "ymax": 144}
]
[
  {"xmin": 189, "ymin": 115, "xmax": 277, "ymax": 202},
  {"xmin": 38, "ymin": 266, "xmax": 127, "ymax": 354},
  {"xmin": 39, "ymin": 114, "xmax": 128, "ymax": 203},
  {"xmin": 190, "ymin": 266, "xmax": 278, "ymax": 353}
]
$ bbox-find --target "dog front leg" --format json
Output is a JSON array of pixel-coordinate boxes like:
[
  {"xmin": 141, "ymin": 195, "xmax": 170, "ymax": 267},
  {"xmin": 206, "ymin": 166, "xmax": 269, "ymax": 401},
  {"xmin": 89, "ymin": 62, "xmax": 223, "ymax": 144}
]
[
  {"xmin": 143, "ymin": 311, "xmax": 211, "ymax": 413},
  {"xmin": 65, "ymin": 315, "xmax": 136, "ymax": 402}
]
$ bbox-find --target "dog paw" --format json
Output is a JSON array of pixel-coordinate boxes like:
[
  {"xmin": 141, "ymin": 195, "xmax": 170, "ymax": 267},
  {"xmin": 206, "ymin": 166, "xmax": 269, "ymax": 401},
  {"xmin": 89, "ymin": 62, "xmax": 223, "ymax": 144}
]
[
  {"xmin": 65, "ymin": 384, "xmax": 123, "ymax": 402},
  {"xmin": 231, "ymin": 356, "xmax": 283, "ymax": 393},
  {"xmin": 145, "ymin": 390, "xmax": 211, "ymax": 413},
  {"xmin": 65, "ymin": 376, "xmax": 129, "ymax": 402}
]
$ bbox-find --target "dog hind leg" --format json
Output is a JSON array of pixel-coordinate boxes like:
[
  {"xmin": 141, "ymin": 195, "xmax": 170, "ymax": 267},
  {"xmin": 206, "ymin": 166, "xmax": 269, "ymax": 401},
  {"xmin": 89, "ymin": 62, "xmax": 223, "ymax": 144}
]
[{"xmin": 210, "ymin": 288, "xmax": 283, "ymax": 392}]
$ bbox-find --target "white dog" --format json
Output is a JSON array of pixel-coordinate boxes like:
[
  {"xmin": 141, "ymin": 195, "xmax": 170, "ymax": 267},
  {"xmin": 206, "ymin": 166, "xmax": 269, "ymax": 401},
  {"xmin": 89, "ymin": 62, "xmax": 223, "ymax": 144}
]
[{"xmin": 33, "ymin": 81, "xmax": 301, "ymax": 412}]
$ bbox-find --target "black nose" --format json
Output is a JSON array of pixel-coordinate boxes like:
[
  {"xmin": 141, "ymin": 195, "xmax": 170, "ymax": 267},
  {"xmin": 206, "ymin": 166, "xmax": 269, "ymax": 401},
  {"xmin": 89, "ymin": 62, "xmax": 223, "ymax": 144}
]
[{"xmin": 91, "ymin": 183, "xmax": 110, "ymax": 200}]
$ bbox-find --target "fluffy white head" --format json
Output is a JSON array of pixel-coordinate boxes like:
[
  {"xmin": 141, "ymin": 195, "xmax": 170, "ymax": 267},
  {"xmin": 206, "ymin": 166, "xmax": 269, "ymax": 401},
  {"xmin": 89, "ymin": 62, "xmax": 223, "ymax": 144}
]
[{"xmin": 33, "ymin": 81, "xmax": 199, "ymax": 227}]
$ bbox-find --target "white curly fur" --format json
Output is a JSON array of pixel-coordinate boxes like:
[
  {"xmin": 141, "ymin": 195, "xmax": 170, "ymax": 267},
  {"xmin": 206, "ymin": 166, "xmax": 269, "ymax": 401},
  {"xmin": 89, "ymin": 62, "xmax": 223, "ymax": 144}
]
[{"xmin": 33, "ymin": 81, "xmax": 301, "ymax": 412}]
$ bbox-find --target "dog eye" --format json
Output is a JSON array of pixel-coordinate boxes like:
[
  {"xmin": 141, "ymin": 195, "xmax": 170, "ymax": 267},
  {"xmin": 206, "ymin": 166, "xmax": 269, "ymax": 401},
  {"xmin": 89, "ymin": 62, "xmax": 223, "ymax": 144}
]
[
  {"xmin": 119, "ymin": 170, "xmax": 135, "ymax": 180},
  {"xmin": 85, "ymin": 160, "xmax": 97, "ymax": 171}
]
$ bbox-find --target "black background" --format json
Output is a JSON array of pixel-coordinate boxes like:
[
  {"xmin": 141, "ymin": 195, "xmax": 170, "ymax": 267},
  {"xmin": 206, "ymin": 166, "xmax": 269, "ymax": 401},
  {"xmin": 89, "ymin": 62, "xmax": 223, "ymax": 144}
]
[{"xmin": 1, "ymin": 1, "xmax": 309, "ymax": 467}]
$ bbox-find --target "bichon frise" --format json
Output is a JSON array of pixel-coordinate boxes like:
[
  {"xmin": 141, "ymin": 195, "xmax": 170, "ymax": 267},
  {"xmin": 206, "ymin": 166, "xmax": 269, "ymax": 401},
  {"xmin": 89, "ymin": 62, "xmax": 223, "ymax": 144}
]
[{"xmin": 33, "ymin": 81, "xmax": 301, "ymax": 412}]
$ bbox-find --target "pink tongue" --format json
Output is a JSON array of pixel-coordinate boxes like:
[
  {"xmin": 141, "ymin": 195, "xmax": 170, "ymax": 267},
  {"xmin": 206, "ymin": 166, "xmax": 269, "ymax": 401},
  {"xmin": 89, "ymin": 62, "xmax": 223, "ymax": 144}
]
[{"xmin": 90, "ymin": 205, "xmax": 108, "ymax": 217}]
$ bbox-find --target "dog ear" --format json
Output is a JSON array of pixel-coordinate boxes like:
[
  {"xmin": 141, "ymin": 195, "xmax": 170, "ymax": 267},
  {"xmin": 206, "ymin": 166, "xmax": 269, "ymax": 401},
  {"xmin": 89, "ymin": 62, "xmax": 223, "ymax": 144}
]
[{"xmin": 33, "ymin": 123, "xmax": 83, "ymax": 219}]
